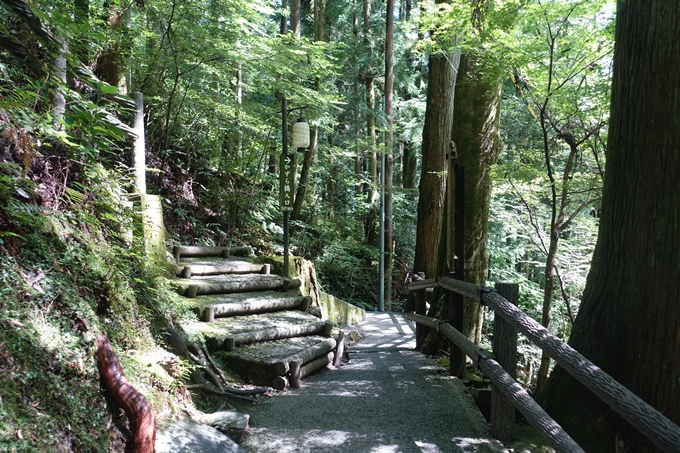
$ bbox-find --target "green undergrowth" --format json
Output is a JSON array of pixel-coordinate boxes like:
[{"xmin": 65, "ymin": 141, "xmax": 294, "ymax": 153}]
[{"xmin": 0, "ymin": 184, "xmax": 199, "ymax": 452}]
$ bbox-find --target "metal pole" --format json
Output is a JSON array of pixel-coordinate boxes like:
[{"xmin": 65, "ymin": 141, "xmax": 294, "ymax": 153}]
[{"xmin": 282, "ymin": 97, "xmax": 289, "ymax": 278}]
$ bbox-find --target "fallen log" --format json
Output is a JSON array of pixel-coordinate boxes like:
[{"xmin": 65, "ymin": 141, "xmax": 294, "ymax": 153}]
[
  {"xmin": 199, "ymin": 296, "xmax": 307, "ymax": 320},
  {"xmin": 272, "ymin": 338, "xmax": 337, "ymax": 376},
  {"xmin": 97, "ymin": 334, "xmax": 156, "ymax": 453},
  {"xmin": 207, "ymin": 321, "xmax": 327, "ymax": 351}
]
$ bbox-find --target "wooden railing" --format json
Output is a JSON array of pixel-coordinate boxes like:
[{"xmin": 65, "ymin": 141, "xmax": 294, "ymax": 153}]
[{"xmin": 407, "ymin": 275, "xmax": 680, "ymax": 453}]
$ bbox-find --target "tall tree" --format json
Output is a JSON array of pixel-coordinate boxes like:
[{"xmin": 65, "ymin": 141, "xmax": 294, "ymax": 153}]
[
  {"xmin": 384, "ymin": 0, "xmax": 394, "ymax": 306},
  {"xmin": 451, "ymin": 52, "xmax": 502, "ymax": 344},
  {"xmin": 538, "ymin": 2, "xmax": 680, "ymax": 452},
  {"xmin": 412, "ymin": 3, "xmax": 460, "ymax": 280}
]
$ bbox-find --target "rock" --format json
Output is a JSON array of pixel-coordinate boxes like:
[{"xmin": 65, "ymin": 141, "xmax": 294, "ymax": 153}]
[
  {"xmin": 155, "ymin": 417, "xmax": 248, "ymax": 453},
  {"xmin": 194, "ymin": 410, "xmax": 250, "ymax": 443}
]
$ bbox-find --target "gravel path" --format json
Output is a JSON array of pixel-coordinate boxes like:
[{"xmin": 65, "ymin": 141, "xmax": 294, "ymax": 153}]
[{"xmin": 242, "ymin": 313, "xmax": 508, "ymax": 453}]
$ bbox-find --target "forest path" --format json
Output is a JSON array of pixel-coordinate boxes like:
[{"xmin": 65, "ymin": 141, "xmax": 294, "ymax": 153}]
[{"xmin": 241, "ymin": 312, "xmax": 508, "ymax": 453}]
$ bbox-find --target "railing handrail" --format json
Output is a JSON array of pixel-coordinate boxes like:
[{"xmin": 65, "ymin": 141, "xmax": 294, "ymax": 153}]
[{"xmin": 408, "ymin": 276, "xmax": 680, "ymax": 453}]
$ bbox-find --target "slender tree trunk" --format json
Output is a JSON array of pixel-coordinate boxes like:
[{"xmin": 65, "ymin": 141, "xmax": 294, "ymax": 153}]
[
  {"xmin": 538, "ymin": 2, "xmax": 680, "ymax": 452},
  {"xmin": 292, "ymin": 127, "xmax": 317, "ymax": 220},
  {"xmin": 450, "ymin": 54, "xmax": 502, "ymax": 344},
  {"xmin": 290, "ymin": 0, "xmax": 301, "ymax": 37},
  {"xmin": 384, "ymin": 0, "xmax": 394, "ymax": 307}
]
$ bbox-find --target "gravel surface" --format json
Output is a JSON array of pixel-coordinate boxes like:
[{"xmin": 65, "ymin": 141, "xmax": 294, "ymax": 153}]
[{"xmin": 241, "ymin": 313, "xmax": 508, "ymax": 453}]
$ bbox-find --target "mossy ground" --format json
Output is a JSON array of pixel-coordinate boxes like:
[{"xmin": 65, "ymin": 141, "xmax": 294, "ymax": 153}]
[{"xmin": 0, "ymin": 204, "xmax": 217, "ymax": 452}]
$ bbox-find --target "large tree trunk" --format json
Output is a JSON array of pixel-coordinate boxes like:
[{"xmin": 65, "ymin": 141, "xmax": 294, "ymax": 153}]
[
  {"xmin": 537, "ymin": 2, "xmax": 680, "ymax": 452},
  {"xmin": 451, "ymin": 54, "xmax": 502, "ymax": 344},
  {"xmin": 412, "ymin": 49, "xmax": 460, "ymax": 279}
]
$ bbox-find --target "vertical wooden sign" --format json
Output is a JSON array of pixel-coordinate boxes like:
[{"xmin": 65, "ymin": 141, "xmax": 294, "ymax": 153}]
[{"xmin": 280, "ymin": 153, "xmax": 297, "ymax": 212}]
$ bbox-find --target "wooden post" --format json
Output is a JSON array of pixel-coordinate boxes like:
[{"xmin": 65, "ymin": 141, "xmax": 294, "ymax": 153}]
[
  {"xmin": 131, "ymin": 92, "xmax": 146, "ymax": 195},
  {"xmin": 322, "ymin": 320, "xmax": 333, "ymax": 337},
  {"xmin": 261, "ymin": 264, "xmax": 271, "ymax": 275},
  {"xmin": 186, "ymin": 285, "xmax": 198, "ymax": 298},
  {"xmin": 491, "ymin": 282, "xmax": 519, "ymax": 442},
  {"xmin": 181, "ymin": 266, "xmax": 192, "ymax": 279},
  {"xmin": 290, "ymin": 360, "xmax": 301, "ymax": 389},
  {"xmin": 451, "ymin": 165, "xmax": 466, "ymax": 379},
  {"xmin": 203, "ymin": 306, "xmax": 215, "ymax": 323},
  {"xmin": 415, "ymin": 289, "xmax": 427, "ymax": 348},
  {"xmin": 333, "ymin": 330, "xmax": 345, "ymax": 368}
]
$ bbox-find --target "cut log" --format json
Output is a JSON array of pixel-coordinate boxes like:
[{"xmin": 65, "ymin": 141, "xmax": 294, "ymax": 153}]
[
  {"xmin": 322, "ymin": 320, "xmax": 333, "ymax": 337},
  {"xmin": 290, "ymin": 360, "xmax": 301, "ymax": 389},
  {"xmin": 173, "ymin": 245, "xmax": 254, "ymax": 260},
  {"xmin": 272, "ymin": 338, "xmax": 337, "ymax": 376},
  {"xmin": 177, "ymin": 275, "xmax": 298, "ymax": 297},
  {"xmin": 97, "ymin": 334, "xmax": 155, "ymax": 453},
  {"xmin": 207, "ymin": 321, "xmax": 327, "ymax": 351},
  {"xmin": 272, "ymin": 375, "xmax": 289, "ymax": 391},
  {"xmin": 333, "ymin": 330, "xmax": 345, "ymax": 368},
  {"xmin": 175, "ymin": 262, "xmax": 267, "ymax": 277},
  {"xmin": 199, "ymin": 296, "xmax": 304, "ymax": 320},
  {"xmin": 300, "ymin": 352, "xmax": 334, "ymax": 379}
]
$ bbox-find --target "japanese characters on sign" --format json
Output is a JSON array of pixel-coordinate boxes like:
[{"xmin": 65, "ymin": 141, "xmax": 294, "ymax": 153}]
[{"xmin": 279, "ymin": 153, "xmax": 297, "ymax": 212}]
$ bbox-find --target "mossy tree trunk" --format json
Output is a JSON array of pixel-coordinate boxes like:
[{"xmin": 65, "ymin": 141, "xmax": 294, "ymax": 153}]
[
  {"xmin": 412, "ymin": 46, "xmax": 460, "ymax": 279},
  {"xmin": 537, "ymin": 2, "xmax": 680, "ymax": 452},
  {"xmin": 451, "ymin": 54, "xmax": 502, "ymax": 344}
]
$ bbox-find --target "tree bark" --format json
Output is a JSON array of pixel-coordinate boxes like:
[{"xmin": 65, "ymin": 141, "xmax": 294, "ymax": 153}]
[
  {"xmin": 537, "ymin": 2, "xmax": 680, "ymax": 452},
  {"xmin": 451, "ymin": 54, "xmax": 502, "ymax": 344},
  {"xmin": 413, "ymin": 47, "xmax": 460, "ymax": 279},
  {"xmin": 290, "ymin": 0, "xmax": 301, "ymax": 38},
  {"xmin": 97, "ymin": 335, "xmax": 155, "ymax": 453}
]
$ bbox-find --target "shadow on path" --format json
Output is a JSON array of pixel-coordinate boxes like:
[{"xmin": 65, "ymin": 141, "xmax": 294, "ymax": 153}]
[{"xmin": 242, "ymin": 313, "xmax": 507, "ymax": 453}]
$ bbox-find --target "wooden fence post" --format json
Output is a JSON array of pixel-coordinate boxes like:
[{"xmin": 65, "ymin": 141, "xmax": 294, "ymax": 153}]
[
  {"xmin": 451, "ymin": 165, "xmax": 466, "ymax": 379},
  {"xmin": 491, "ymin": 282, "xmax": 519, "ymax": 442}
]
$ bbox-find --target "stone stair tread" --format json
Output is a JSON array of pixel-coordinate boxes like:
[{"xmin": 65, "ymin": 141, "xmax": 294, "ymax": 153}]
[{"xmin": 183, "ymin": 310, "xmax": 320, "ymax": 338}]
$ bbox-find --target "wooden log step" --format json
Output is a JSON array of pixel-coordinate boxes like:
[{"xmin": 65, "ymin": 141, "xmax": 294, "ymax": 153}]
[
  {"xmin": 173, "ymin": 245, "xmax": 254, "ymax": 261},
  {"xmin": 176, "ymin": 262, "xmax": 269, "ymax": 278},
  {"xmin": 176, "ymin": 275, "xmax": 302, "ymax": 297},
  {"xmin": 272, "ymin": 337, "xmax": 337, "ymax": 376},
  {"xmin": 289, "ymin": 352, "xmax": 334, "ymax": 389},
  {"xmin": 207, "ymin": 321, "xmax": 328, "ymax": 351},
  {"xmin": 198, "ymin": 296, "xmax": 311, "ymax": 320}
]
